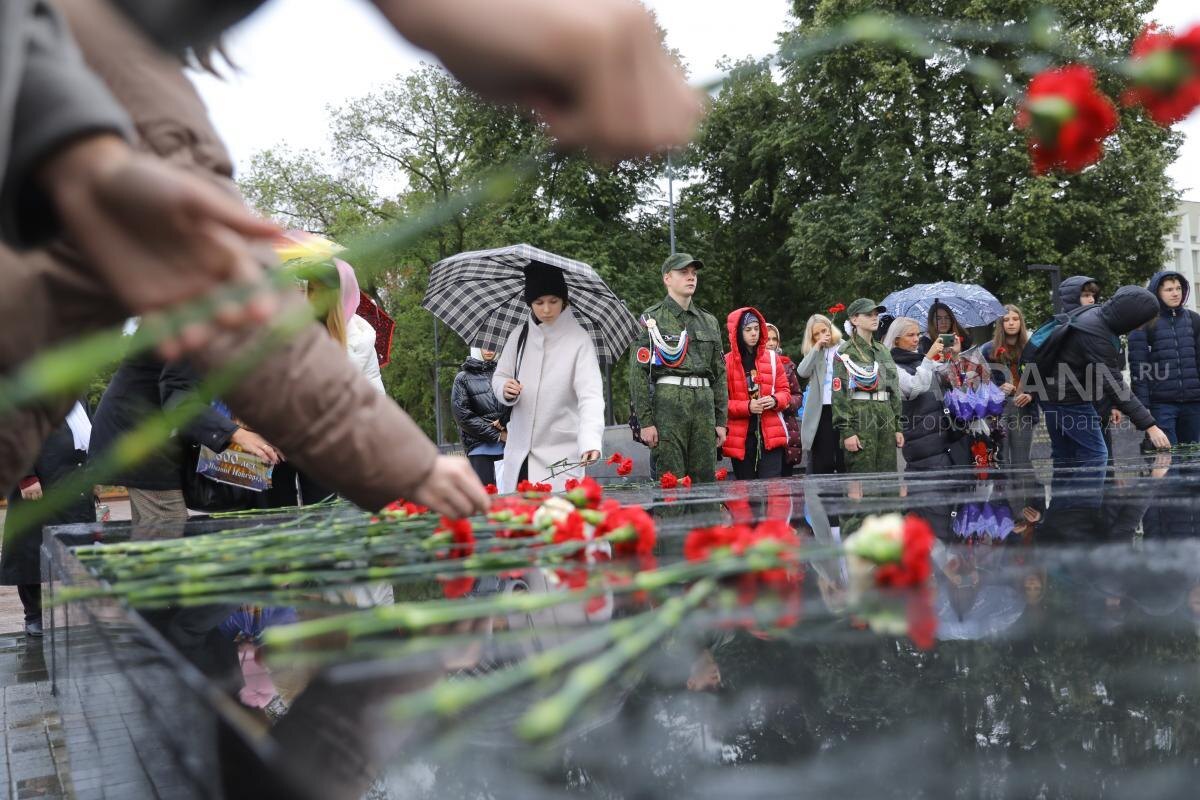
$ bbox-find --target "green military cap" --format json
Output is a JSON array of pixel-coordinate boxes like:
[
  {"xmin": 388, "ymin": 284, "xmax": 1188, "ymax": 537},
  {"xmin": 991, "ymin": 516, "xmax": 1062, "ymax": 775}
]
[
  {"xmin": 661, "ymin": 252, "xmax": 704, "ymax": 275},
  {"xmin": 845, "ymin": 297, "xmax": 887, "ymax": 317}
]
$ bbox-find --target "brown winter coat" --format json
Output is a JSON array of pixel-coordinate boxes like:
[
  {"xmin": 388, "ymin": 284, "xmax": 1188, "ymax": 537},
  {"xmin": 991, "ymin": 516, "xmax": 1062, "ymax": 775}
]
[{"xmin": 0, "ymin": 2, "xmax": 437, "ymax": 510}]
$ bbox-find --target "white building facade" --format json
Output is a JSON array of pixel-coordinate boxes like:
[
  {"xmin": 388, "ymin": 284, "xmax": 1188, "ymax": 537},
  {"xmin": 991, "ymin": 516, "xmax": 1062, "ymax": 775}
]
[{"xmin": 1166, "ymin": 200, "xmax": 1200, "ymax": 311}]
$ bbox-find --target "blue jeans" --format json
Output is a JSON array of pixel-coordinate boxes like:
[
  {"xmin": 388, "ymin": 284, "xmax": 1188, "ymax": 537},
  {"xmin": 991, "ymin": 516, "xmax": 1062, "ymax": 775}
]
[
  {"xmin": 1042, "ymin": 403, "xmax": 1108, "ymax": 465},
  {"xmin": 1042, "ymin": 403, "xmax": 1107, "ymax": 507},
  {"xmin": 1149, "ymin": 401, "xmax": 1200, "ymax": 446}
]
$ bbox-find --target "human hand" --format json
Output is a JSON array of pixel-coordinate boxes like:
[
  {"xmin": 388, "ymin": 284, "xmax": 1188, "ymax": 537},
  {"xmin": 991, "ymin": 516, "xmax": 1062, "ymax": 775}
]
[
  {"xmin": 640, "ymin": 425, "xmax": 658, "ymax": 448},
  {"xmin": 895, "ymin": 432, "xmax": 904, "ymax": 448},
  {"xmin": 490, "ymin": 419, "xmax": 504, "ymax": 430},
  {"xmin": 231, "ymin": 428, "xmax": 283, "ymax": 465},
  {"xmin": 40, "ymin": 135, "xmax": 280, "ymax": 357},
  {"xmin": 580, "ymin": 450, "xmax": 601, "ymax": 466},
  {"xmin": 748, "ymin": 398, "xmax": 764, "ymax": 414},
  {"xmin": 503, "ymin": 379, "xmax": 523, "ymax": 401},
  {"xmin": 1022, "ymin": 507, "xmax": 1042, "ymax": 523},
  {"xmin": 843, "ymin": 435, "xmax": 861, "ymax": 452},
  {"xmin": 1110, "ymin": 409, "xmax": 1123, "ymax": 426},
  {"xmin": 1147, "ymin": 425, "xmax": 1171, "ymax": 450},
  {"xmin": 1014, "ymin": 393, "xmax": 1033, "ymax": 408},
  {"xmin": 499, "ymin": 430, "xmax": 508, "ymax": 443},
  {"xmin": 1151, "ymin": 451, "xmax": 1172, "ymax": 478},
  {"xmin": 20, "ymin": 480, "xmax": 43, "ymax": 501},
  {"xmin": 1000, "ymin": 382, "xmax": 1015, "ymax": 396},
  {"xmin": 818, "ymin": 331, "xmax": 832, "ymax": 349},
  {"xmin": 382, "ymin": 0, "xmax": 701, "ymax": 161},
  {"xmin": 926, "ymin": 339, "xmax": 944, "ymax": 360},
  {"xmin": 715, "ymin": 426, "xmax": 727, "ymax": 448},
  {"xmin": 761, "ymin": 396, "xmax": 777, "ymax": 411},
  {"xmin": 410, "ymin": 455, "xmax": 490, "ymax": 518}
]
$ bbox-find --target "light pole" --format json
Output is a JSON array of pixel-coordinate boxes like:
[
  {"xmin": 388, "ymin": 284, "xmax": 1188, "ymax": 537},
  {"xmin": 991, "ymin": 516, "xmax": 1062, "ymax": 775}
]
[
  {"xmin": 432, "ymin": 316, "xmax": 444, "ymax": 446},
  {"xmin": 1028, "ymin": 264, "xmax": 1062, "ymax": 313}
]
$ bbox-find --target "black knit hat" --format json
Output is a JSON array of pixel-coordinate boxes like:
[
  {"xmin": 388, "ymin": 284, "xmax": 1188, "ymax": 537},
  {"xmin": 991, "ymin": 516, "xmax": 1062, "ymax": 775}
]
[{"xmin": 523, "ymin": 263, "xmax": 570, "ymax": 305}]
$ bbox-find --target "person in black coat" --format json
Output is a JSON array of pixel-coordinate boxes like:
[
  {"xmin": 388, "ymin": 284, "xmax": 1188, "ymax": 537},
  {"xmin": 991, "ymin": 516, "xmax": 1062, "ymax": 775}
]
[
  {"xmin": 885, "ymin": 317, "xmax": 968, "ymax": 471},
  {"xmin": 3, "ymin": 401, "xmax": 95, "ymax": 636},
  {"xmin": 451, "ymin": 349, "xmax": 509, "ymax": 486},
  {"xmin": 89, "ymin": 352, "xmax": 281, "ymax": 525},
  {"xmin": 1034, "ymin": 286, "xmax": 1170, "ymax": 467}
]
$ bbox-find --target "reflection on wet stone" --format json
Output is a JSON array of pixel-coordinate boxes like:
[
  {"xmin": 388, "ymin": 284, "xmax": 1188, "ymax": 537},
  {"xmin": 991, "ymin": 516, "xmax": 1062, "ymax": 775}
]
[{"xmin": 40, "ymin": 454, "xmax": 1200, "ymax": 798}]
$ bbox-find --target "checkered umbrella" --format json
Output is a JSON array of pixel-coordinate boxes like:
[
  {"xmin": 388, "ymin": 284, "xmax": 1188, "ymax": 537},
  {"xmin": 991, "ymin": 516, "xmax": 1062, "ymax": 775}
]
[{"xmin": 422, "ymin": 244, "xmax": 639, "ymax": 365}]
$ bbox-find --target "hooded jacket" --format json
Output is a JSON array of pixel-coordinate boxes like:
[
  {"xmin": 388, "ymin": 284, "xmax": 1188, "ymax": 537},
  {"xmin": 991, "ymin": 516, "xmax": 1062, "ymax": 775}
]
[
  {"xmin": 1037, "ymin": 286, "xmax": 1157, "ymax": 430},
  {"xmin": 1058, "ymin": 275, "xmax": 1097, "ymax": 314},
  {"xmin": 451, "ymin": 357, "xmax": 508, "ymax": 453},
  {"xmin": 1127, "ymin": 271, "xmax": 1200, "ymax": 406},
  {"xmin": 722, "ymin": 308, "xmax": 791, "ymax": 461}
]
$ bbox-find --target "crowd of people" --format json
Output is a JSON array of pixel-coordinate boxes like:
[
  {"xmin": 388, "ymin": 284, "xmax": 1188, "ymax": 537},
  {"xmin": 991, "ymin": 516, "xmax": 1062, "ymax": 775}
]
[{"xmin": 452, "ymin": 254, "xmax": 1200, "ymax": 494}]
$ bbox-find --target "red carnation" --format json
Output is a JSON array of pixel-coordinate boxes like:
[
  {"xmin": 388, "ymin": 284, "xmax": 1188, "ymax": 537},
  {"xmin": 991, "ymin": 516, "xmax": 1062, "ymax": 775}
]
[
  {"xmin": 683, "ymin": 525, "xmax": 744, "ymax": 561},
  {"xmin": 715, "ymin": 467, "xmax": 729, "ymax": 481},
  {"xmin": 597, "ymin": 505, "xmax": 656, "ymax": 559},
  {"xmin": 565, "ymin": 478, "xmax": 580, "ymax": 491},
  {"xmin": 617, "ymin": 458, "xmax": 634, "ymax": 477},
  {"xmin": 435, "ymin": 516, "xmax": 476, "ymax": 560},
  {"xmin": 551, "ymin": 511, "xmax": 589, "ymax": 545},
  {"xmin": 827, "ymin": 302, "xmax": 846, "ymax": 315},
  {"xmin": 660, "ymin": 471, "xmax": 679, "ymax": 489},
  {"xmin": 681, "ymin": 475, "xmax": 692, "ymax": 489},
  {"xmin": 606, "ymin": 452, "xmax": 624, "ymax": 465},
  {"xmin": 1122, "ymin": 24, "xmax": 1200, "ymax": 126},
  {"xmin": 1016, "ymin": 64, "xmax": 1118, "ymax": 174},
  {"xmin": 439, "ymin": 575, "xmax": 475, "ymax": 599},
  {"xmin": 565, "ymin": 476, "xmax": 604, "ymax": 509},
  {"xmin": 485, "ymin": 483, "xmax": 499, "ymax": 495},
  {"xmin": 873, "ymin": 514, "xmax": 934, "ymax": 588}
]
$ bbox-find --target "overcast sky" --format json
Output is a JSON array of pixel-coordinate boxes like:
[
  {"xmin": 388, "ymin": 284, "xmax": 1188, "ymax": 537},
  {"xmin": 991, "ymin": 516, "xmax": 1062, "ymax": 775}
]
[{"xmin": 193, "ymin": 0, "xmax": 1200, "ymax": 199}]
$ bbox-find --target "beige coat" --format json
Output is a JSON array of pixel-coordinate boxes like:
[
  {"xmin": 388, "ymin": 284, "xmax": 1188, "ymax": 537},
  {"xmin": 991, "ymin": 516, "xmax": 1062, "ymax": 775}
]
[
  {"xmin": 0, "ymin": 1, "xmax": 438, "ymax": 511},
  {"xmin": 493, "ymin": 308, "xmax": 604, "ymax": 492}
]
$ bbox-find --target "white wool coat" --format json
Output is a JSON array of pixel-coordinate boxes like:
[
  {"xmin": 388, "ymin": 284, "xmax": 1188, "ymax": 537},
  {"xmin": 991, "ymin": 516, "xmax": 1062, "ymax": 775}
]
[
  {"xmin": 493, "ymin": 308, "xmax": 605, "ymax": 492},
  {"xmin": 346, "ymin": 314, "xmax": 386, "ymax": 395}
]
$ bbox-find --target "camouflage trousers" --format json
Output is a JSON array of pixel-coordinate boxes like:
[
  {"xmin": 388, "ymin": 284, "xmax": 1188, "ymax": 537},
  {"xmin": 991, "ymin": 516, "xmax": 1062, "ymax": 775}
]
[
  {"xmin": 651, "ymin": 384, "xmax": 717, "ymax": 482},
  {"xmin": 841, "ymin": 399, "xmax": 900, "ymax": 475}
]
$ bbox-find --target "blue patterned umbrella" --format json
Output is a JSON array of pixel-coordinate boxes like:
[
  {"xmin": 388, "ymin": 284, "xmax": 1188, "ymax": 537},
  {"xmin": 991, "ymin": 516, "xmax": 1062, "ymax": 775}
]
[{"xmin": 881, "ymin": 282, "xmax": 1006, "ymax": 331}]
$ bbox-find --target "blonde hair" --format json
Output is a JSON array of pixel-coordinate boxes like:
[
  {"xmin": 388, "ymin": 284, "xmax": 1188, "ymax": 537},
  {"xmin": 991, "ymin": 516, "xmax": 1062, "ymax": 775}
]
[
  {"xmin": 882, "ymin": 317, "xmax": 921, "ymax": 350},
  {"xmin": 801, "ymin": 314, "xmax": 842, "ymax": 356},
  {"xmin": 993, "ymin": 303, "xmax": 1032, "ymax": 352},
  {"xmin": 307, "ymin": 280, "xmax": 347, "ymax": 347}
]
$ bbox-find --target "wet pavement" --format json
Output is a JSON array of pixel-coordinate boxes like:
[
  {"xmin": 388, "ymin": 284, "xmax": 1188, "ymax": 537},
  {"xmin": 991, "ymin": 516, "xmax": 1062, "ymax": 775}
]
[{"xmin": 41, "ymin": 452, "xmax": 1200, "ymax": 798}]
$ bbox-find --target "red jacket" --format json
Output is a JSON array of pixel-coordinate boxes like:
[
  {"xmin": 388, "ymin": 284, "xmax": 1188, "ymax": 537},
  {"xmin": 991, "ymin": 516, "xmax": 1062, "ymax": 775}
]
[{"xmin": 722, "ymin": 307, "xmax": 791, "ymax": 461}]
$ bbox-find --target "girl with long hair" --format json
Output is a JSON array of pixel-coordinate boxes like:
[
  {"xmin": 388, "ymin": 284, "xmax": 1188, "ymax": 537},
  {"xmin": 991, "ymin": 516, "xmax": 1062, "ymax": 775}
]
[
  {"xmin": 980, "ymin": 304, "xmax": 1037, "ymax": 469},
  {"xmin": 796, "ymin": 313, "xmax": 844, "ymax": 474}
]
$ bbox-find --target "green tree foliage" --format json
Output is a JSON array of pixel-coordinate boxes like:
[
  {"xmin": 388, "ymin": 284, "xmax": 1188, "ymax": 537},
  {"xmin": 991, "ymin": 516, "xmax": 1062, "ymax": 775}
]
[
  {"xmin": 241, "ymin": 2, "xmax": 1184, "ymax": 437},
  {"xmin": 680, "ymin": 0, "xmax": 1181, "ymax": 343}
]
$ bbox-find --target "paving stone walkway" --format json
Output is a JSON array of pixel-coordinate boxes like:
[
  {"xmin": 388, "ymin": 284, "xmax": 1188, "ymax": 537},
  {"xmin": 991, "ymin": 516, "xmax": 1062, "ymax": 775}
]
[{"xmin": 1, "ymin": 633, "xmax": 71, "ymax": 799}]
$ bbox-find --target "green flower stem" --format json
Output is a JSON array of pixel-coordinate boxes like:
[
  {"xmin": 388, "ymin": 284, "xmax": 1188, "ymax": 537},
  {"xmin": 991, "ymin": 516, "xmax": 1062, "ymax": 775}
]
[{"xmin": 516, "ymin": 578, "xmax": 716, "ymax": 741}]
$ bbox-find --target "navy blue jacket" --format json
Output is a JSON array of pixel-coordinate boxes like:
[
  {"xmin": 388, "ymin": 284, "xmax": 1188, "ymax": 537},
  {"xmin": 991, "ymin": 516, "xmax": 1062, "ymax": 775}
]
[{"xmin": 1127, "ymin": 271, "xmax": 1200, "ymax": 406}]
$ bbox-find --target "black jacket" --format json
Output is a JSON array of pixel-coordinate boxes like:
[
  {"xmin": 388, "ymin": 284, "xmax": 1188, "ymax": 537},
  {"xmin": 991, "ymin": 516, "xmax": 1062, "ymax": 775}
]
[
  {"xmin": 2, "ymin": 404, "xmax": 95, "ymax": 584},
  {"xmin": 89, "ymin": 353, "xmax": 237, "ymax": 490},
  {"xmin": 891, "ymin": 348, "xmax": 967, "ymax": 471},
  {"xmin": 450, "ymin": 358, "xmax": 509, "ymax": 453},
  {"xmin": 1038, "ymin": 286, "xmax": 1157, "ymax": 431}
]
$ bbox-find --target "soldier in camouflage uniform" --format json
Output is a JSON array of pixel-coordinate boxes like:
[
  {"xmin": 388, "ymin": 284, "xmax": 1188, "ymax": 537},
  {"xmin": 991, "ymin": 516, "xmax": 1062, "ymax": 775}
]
[
  {"xmin": 832, "ymin": 298, "xmax": 903, "ymax": 474},
  {"xmin": 629, "ymin": 253, "xmax": 728, "ymax": 482}
]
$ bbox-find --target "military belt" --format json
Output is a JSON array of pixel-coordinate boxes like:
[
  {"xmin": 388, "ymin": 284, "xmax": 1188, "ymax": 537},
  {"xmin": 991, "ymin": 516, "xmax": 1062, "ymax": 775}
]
[
  {"xmin": 656, "ymin": 376, "xmax": 710, "ymax": 388},
  {"xmin": 850, "ymin": 390, "xmax": 890, "ymax": 401}
]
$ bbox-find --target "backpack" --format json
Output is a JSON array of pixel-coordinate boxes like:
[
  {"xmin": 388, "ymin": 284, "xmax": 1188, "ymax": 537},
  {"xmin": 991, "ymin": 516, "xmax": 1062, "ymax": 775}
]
[{"xmin": 1030, "ymin": 306, "xmax": 1092, "ymax": 378}]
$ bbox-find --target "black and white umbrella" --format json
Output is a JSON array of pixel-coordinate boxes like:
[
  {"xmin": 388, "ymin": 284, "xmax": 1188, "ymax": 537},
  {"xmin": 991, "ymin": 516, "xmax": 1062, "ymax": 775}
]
[{"xmin": 421, "ymin": 244, "xmax": 639, "ymax": 365}]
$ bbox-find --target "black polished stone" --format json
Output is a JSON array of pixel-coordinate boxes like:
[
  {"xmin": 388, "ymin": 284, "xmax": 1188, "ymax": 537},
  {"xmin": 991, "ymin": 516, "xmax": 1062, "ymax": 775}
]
[{"xmin": 44, "ymin": 453, "xmax": 1200, "ymax": 799}]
